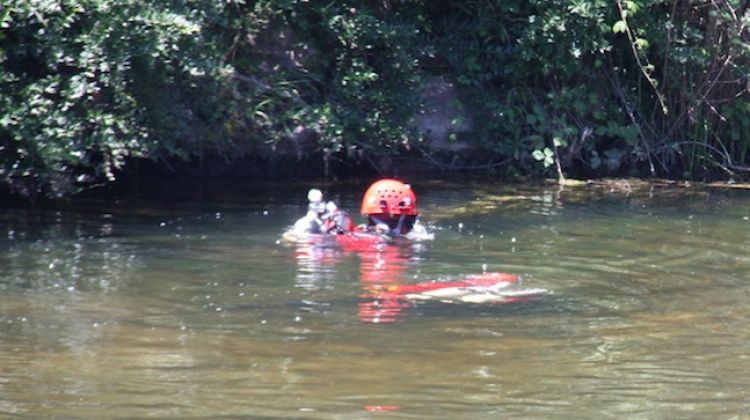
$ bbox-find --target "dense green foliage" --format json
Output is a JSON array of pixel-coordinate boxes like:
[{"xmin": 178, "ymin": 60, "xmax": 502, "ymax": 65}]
[{"xmin": 2, "ymin": 0, "xmax": 750, "ymax": 197}]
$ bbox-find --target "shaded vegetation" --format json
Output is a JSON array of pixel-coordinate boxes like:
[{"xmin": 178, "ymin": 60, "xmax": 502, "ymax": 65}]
[{"xmin": 2, "ymin": 0, "xmax": 750, "ymax": 197}]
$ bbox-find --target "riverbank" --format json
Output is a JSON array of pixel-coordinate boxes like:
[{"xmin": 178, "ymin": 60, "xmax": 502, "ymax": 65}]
[{"xmin": 5, "ymin": 148, "xmax": 750, "ymax": 205}]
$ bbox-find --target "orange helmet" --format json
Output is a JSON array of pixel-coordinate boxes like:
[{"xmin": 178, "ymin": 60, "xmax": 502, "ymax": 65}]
[{"xmin": 360, "ymin": 179, "xmax": 418, "ymax": 216}]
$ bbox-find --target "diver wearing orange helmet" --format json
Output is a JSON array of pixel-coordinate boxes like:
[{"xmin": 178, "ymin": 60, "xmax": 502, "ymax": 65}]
[{"xmin": 360, "ymin": 179, "xmax": 419, "ymax": 236}]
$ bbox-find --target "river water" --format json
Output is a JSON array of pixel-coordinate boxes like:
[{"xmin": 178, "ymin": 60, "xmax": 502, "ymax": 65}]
[{"xmin": 1, "ymin": 180, "xmax": 749, "ymax": 418}]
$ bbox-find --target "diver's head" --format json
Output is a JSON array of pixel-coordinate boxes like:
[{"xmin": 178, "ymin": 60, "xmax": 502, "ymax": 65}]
[{"xmin": 360, "ymin": 179, "xmax": 418, "ymax": 218}]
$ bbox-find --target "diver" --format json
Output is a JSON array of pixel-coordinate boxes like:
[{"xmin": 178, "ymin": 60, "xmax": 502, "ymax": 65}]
[
  {"xmin": 321, "ymin": 201, "xmax": 353, "ymax": 234},
  {"xmin": 360, "ymin": 179, "xmax": 421, "ymax": 237},
  {"xmin": 292, "ymin": 188, "xmax": 327, "ymax": 235}
]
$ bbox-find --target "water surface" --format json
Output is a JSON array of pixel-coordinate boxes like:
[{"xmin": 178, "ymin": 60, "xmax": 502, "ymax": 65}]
[{"xmin": 1, "ymin": 181, "xmax": 749, "ymax": 418}]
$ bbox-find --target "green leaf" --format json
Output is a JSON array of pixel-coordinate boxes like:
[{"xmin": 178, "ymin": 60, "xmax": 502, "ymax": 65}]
[
  {"xmin": 532, "ymin": 104, "xmax": 545, "ymax": 124},
  {"xmin": 612, "ymin": 20, "xmax": 628, "ymax": 34},
  {"xmin": 529, "ymin": 134, "xmax": 544, "ymax": 147},
  {"xmin": 624, "ymin": 1, "xmax": 641, "ymax": 13}
]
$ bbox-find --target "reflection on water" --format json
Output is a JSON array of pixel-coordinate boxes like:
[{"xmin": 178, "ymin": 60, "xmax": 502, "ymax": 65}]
[
  {"xmin": 355, "ymin": 242, "xmax": 415, "ymax": 324},
  {"xmin": 289, "ymin": 236, "xmax": 420, "ymax": 323},
  {"xmin": 2, "ymin": 182, "xmax": 750, "ymax": 417}
]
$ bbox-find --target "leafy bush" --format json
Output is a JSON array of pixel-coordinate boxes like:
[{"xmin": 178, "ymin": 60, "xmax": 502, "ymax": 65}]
[
  {"xmin": 0, "ymin": 0, "xmax": 222, "ymax": 196},
  {"xmin": 2, "ymin": 0, "xmax": 750, "ymax": 197}
]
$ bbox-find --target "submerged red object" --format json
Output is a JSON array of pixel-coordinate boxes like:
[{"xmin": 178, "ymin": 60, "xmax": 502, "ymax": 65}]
[
  {"xmin": 369, "ymin": 272, "xmax": 547, "ymax": 305},
  {"xmin": 358, "ymin": 272, "xmax": 548, "ymax": 323},
  {"xmin": 382, "ymin": 272, "xmax": 518, "ymax": 295}
]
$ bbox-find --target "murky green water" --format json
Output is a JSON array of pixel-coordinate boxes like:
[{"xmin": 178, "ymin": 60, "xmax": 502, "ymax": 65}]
[{"xmin": 2, "ymin": 180, "xmax": 750, "ymax": 418}]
